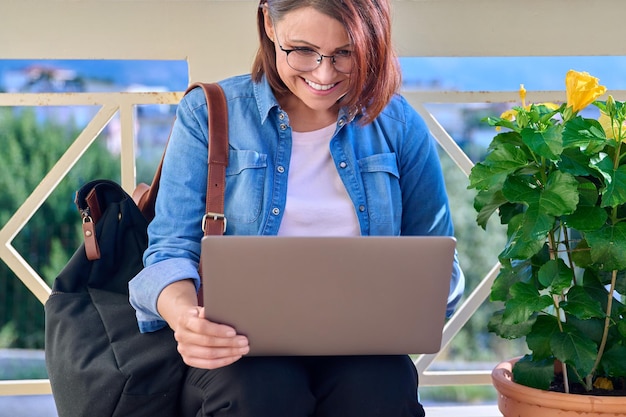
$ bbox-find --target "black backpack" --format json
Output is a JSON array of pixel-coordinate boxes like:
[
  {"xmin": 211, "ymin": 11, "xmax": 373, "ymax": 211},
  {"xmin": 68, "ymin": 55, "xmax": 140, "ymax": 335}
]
[
  {"xmin": 45, "ymin": 179, "xmax": 186, "ymax": 417},
  {"xmin": 44, "ymin": 82, "xmax": 228, "ymax": 417}
]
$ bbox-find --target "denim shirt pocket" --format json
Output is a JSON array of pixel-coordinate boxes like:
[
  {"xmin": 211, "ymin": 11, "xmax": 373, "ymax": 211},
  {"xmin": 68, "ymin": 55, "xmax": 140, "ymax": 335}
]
[
  {"xmin": 358, "ymin": 152, "xmax": 401, "ymax": 225},
  {"xmin": 225, "ymin": 149, "xmax": 267, "ymax": 224}
]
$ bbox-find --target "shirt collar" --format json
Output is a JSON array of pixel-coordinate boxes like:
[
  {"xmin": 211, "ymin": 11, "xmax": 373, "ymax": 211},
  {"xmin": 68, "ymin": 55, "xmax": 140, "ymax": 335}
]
[{"xmin": 252, "ymin": 75, "xmax": 356, "ymax": 126}]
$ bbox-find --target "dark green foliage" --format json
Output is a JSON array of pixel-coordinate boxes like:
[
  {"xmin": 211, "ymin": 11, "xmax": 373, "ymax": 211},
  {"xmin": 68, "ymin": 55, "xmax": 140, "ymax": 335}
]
[{"xmin": 0, "ymin": 107, "xmax": 120, "ymax": 348}]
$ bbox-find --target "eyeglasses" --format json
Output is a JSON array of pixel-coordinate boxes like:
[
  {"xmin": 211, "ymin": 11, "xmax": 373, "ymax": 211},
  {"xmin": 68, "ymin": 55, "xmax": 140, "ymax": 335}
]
[{"xmin": 275, "ymin": 34, "xmax": 353, "ymax": 74}]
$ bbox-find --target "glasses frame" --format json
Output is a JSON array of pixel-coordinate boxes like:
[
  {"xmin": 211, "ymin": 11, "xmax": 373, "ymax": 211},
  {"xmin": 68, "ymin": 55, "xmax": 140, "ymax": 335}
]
[{"xmin": 274, "ymin": 31, "xmax": 353, "ymax": 74}]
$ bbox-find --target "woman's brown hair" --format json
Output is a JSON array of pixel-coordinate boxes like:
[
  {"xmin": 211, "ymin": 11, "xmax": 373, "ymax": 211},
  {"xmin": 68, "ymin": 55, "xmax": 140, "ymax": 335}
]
[{"xmin": 252, "ymin": 0, "xmax": 401, "ymax": 125}]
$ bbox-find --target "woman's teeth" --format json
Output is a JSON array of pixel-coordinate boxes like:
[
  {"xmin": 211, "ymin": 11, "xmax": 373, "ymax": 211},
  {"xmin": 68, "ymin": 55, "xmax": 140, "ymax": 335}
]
[{"xmin": 305, "ymin": 79, "xmax": 336, "ymax": 91}]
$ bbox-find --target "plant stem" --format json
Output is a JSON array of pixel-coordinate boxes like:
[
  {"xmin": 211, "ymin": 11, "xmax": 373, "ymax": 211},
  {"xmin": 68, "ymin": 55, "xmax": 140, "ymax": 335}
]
[
  {"xmin": 550, "ymin": 226, "xmax": 570, "ymax": 393},
  {"xmin": 562, "ymin": 361, "xmax": 570, "ymax": 394},
  {"xmin": 586, "ymin": 269, "xmax": 618, "ymax": 390},
  {"xmin": 562, "ymin": 227, "xmax": 577, "ymax": 285}
]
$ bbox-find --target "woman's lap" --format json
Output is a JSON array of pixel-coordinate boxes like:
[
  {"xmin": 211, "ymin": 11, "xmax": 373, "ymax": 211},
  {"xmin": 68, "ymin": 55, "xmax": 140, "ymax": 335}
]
[{"xmin": 179, "ymin": 355, "xmax": 425, "ymax": 417}]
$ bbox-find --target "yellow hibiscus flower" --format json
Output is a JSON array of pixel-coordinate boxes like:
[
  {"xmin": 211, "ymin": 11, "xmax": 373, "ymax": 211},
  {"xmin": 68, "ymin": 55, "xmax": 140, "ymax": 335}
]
[{"xmin": 565, "ymin": 70, "xmax": 607, "ymax": 112}]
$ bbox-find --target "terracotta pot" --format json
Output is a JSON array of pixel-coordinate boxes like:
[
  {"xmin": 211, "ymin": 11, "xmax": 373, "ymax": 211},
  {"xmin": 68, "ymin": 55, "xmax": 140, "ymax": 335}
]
[{"xmin": 491, "ymin": 358, "xmax": 626, "ymax": 417}]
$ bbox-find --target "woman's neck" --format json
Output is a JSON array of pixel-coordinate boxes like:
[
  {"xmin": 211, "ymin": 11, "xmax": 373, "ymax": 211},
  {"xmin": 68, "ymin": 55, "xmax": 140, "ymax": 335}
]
[{"xmin": 278, "ymin": 94, "xmax": 339, "ymax": 132}]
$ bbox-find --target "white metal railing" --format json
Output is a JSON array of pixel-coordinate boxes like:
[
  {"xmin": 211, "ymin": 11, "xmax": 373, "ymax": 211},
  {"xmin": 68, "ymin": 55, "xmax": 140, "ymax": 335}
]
[
  {"xmin": 0, "ymin": 91, "xmax": 182, "ymax": 396},
  {"xmin": 4, "ymin": 87, "xmax": 622, "ymax": 396}
]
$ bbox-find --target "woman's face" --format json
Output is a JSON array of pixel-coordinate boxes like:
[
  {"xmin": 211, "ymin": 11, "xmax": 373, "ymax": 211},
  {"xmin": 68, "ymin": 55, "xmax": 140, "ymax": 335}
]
[{"xmin": 264, "ymin": 6, "xmax": 352, "ymax": 117}]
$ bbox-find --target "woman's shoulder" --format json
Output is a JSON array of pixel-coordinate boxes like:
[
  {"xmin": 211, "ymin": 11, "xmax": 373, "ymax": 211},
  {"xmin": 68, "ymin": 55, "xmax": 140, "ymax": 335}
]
[
  {"xmin": 218, "ymin": 73, "xmax": 256, "ymax": 97},
  {"xmin": 376, "ymin": 93, "xmax": 426, "ymax": 128},
  {"xmin": 182, "ymin": 74, "xmax": 255, "ymax": 106}
]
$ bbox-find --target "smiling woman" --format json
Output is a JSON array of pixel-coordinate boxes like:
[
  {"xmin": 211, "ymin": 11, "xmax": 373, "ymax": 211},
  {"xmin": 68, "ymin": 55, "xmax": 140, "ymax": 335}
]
[
  {"xmin": 127, "ymin": 0, "xmax": 464, "ymax": 416},
  {"xmin": 253, "ymin": 0, "xmax": 401, "ymax": 127}
]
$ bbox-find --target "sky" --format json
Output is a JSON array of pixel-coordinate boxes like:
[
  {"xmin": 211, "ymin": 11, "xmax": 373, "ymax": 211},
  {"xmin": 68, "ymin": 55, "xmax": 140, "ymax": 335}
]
[
  {"xmin": 2, "ymin": 56, "xmax": 626, "ymax": 92},
  {"xmin": 0, "ymin": 59, "xmax": 190, "ymax": 91},
  {"xmin": 400, "ymin": 56, "xmax": 626, "ymax": 91}
]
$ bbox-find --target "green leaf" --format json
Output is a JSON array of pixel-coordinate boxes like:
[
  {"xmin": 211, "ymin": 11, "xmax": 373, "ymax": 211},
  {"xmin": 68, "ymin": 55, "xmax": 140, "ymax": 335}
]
[
  {"xmin": 500, "ymin": 211, "xmax": 552, "ymax": 259},
  {"xmin": 483, "ymin": 116, "xmax": 518, "ymax": 132},
  {"xmin": 618, "ymin": 319, "xmax": 626, "ymax": 338},
  {"xmin": 521, "ymin": 125, "xmax": 563, "ymax": 161},
  {"xmin": 537, "ymin": 259, "xmax": 574, "ymax": 293},
  {"xmin": 502, "ymin": 282, "xmax": 553, "ymax": 326},
  {"xmin": 586, "ymin": 222, "xmax": 626, "ymax": 270},
  {"xmin": 497, "ymin": 202, "xmax": 524, "ymax": 225},
  {"xmin": 561, "ymin": 285, "xmax": 605, "ymax": 320},
  {"xmin": 571, "ymin": 239, "xmax": 593, "ymax": 268},
  {"xmin": 564, "ymin": 206, "xmax": 608, "ymax": 232},
  {"xmin": 558, "ymin": 147, "xmax": 594, "ymax": 176},
  {"xmin": 616, "ymin": 270, "xmax": 626, "ymax": 296},
  {"xmin": 487, "ymin": 130, "xmax": 525, "ymax": 150},
  {"xmin": 490, "ymin": 260, "xmax": 533, "ymax": 301},
  {"xmin": 473, "ymin": 188, "xmax": 507, "ymax": 229},
  {"xmin": 601, "ymin": 165, "xmax": 626, "ymax": 208},
  {"xmin": 582, "ymin": 270, "xmax": 624, "ymax": 315},
  {"xmin": 551, "ymin": 326, "xmax": 598, "ymax": 378},
  {"xmin": 502, "ymin": 171, "xmax": 579, "ymax": 217},
  {"xmin": 600, "ymin": 344, "xmax": 626, "ymax": 377},
  {"xmin": 526, "ymin": 315, "xmax": 561, "ymax": 359},
  {"xmin": 468, "ymin": 163, "xmax": 506, "ymax": 192},
  {"xmin": 468, "ymin": 142, "xmax": 530, "ymax": 191},
  {"xmin": 541, "ymin": 171, "xmax": 580, "ymax": 216},
  {"xmin": 488, "ymin": 310, "xmax": 535, "ymax": 339},
  {"xmin": 512, "ymin": 355, "xmax": 555, "ymax": 390},
  {"xmin": 562, "ymin": 116, "xmax": 607, "ymax": 154},
  {"xmin": 567, "ymin": 316, "xmax": 605, "ymax": 345},
  {"xmin": 577, "ymin": 178, "xmax": 601, "ymax": 206}
]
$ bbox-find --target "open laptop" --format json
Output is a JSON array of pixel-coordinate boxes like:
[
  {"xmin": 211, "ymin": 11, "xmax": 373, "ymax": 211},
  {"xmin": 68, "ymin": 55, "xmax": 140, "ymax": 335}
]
[{"xmin": 202, "ymin": 235, "xmax": 456, "ymax": 356}]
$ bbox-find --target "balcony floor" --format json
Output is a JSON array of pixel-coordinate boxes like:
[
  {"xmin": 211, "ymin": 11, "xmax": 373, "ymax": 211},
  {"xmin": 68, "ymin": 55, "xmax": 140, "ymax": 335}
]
[
  {"xmin": 426, "ymin": 404, "xmax": 502, "ymax": 416},
  {"xmin": 0, "ymin": 394, "xmax": 502, "ymax": 417}
]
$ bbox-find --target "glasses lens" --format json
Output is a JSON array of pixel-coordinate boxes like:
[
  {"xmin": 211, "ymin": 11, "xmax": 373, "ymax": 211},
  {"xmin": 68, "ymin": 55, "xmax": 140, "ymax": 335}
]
[
  {"xmin": 287, "ymin": 50, "xmax": 352, "ymax": 74},
  {"xmin": 333, "ymin": 55, "xmax": 352, "ymax": 73},
  {"xmin": 287, "ymin": 50, "xmax": 318, "ymax": 72}
]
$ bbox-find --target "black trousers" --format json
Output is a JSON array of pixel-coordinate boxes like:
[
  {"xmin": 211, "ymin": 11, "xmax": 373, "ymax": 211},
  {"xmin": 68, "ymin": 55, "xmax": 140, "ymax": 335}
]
[{"xmin": 179, "ymin": 355, "xmax": 425, "ymax": 417}]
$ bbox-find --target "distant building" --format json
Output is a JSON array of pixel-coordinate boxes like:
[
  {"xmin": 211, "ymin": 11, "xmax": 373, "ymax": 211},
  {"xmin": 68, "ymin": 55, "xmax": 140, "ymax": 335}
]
[
  {"xmin": 1, "ymin": 64, "xmax": 176, "ymax": 157},
  {"xmin": 3, "ymin": 65, "xmax": 84, "ymax": 93}
]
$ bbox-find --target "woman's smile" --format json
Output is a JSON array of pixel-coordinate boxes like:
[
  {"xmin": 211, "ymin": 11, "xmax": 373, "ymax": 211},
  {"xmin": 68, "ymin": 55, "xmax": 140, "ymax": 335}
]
[{"xmin": 304, "ymin": 78, "xmax": 338, "ymax": 92}]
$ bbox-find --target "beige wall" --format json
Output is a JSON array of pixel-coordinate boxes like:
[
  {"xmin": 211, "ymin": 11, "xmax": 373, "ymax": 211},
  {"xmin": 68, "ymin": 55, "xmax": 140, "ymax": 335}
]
[{"xmin": 2, "ymin": 0, "xmax": 626, "ymax": 84}]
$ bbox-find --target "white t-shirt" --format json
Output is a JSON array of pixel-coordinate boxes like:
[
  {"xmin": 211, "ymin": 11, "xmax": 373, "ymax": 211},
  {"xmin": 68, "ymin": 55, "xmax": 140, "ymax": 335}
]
[{"xmin": 277, "ymin": 123, "xmax": 360, "ymax": 236}]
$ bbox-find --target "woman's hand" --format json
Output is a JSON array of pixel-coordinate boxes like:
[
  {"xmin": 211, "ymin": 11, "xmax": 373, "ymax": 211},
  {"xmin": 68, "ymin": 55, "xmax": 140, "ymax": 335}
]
[
  {"xmin": 174, "ymin": 306, "xmax": 250, "ymax": 369},
  {"xmin": 157, "ymin": 279, "xmax": 250, "ymax": 369}
]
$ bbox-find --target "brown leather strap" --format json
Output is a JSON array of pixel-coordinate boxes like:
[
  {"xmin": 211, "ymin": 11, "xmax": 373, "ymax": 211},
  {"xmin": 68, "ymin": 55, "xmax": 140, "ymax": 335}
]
[
  {"xmin": 82, "ymin": 220, "xmax": 100, "ymax": 261},
  {"xmin": 134, "ymin": 83, "xmax": 228, "ymax": 231},
  {"xmin": 192, "ymin": 82, "xmax": 229, "ymax": 237},
  {"xmin": 83, "ymin": 188, "xmax": 103, "ymax": 260},
  {"xmin": 134, "ymin": 83, "xmax": 228, "ymax": 304},
  {"xmin": 186, "ymin": 83, "xmax": 229, "ymax": 306},
  {"xmin": 87, "ymin": 83, "xmax": 227, "ymax": 298}
]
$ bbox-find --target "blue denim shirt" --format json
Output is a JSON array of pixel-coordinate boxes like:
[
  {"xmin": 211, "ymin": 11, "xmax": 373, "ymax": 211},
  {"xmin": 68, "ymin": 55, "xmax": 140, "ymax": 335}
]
[{"xmin": 129, "ymin": 74, "xmax": 465, "ymax": 332}]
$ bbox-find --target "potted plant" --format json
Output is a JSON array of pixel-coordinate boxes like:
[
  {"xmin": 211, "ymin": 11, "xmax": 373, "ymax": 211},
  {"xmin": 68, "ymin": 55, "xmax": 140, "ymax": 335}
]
[{"xmin": 468, "ymin": 70, "xmax": 626, "ymax": 415}]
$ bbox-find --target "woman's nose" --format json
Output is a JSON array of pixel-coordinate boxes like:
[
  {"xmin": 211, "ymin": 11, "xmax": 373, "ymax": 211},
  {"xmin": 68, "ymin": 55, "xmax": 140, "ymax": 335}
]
[{"xmin": 311, "ymin": 57, "xmax": 338, "ymax": 82}]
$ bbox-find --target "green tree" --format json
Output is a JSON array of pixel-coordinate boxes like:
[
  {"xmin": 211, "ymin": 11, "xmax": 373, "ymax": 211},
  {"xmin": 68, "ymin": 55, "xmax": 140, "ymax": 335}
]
[{"xmin": 0, "ymin": 107, "xmax": 120, "ymax": 348}]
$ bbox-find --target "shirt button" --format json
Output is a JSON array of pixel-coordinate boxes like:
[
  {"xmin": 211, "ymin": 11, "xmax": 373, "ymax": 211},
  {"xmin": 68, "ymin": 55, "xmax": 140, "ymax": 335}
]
[
  {"xmin": 338, "ymin": 118, "xmax": 346, "ymax": 127},
  {"xmin": 272, "ymin": 208, "xmax": 280, "ymax": 215},
  {"xmin": 277, "ymin": 166, "xmax": 285, "ymax": 173},
  {"xmin": 359, "ymin": 205, "xmax": 366, "ymax": 212},
  {"xmin": 339, "ymin": 161, "xmax": 347, "ymax": 169},
  {"xmin": 280, "ymin": 124, "xmax": 287, "ymax": 131},
  {"xmin": 279, "ymin": 113, "xmax": 285, "ymax": 120}
]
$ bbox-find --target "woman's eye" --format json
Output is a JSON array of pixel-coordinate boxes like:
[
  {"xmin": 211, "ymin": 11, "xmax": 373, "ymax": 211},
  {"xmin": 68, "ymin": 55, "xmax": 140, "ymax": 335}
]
[
  {"xmin": 294, "ymin": 48, "xmax": 317, "ymax": 56},
  {"xmin": 336, "ymin": 50, "xmax": 352, "ymax": 58}
]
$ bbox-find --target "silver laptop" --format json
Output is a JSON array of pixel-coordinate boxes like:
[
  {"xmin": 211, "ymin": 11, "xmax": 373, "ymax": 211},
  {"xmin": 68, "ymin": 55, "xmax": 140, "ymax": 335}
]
[{"xmin": 201, "ymin": 235, "xmax": 456, "ymax": 356}]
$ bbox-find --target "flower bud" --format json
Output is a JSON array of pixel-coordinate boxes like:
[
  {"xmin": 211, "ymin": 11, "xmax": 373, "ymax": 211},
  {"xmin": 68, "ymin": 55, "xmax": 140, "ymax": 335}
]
[{"xmin": 606, "ymin": 95, "xmax": 616, "ymax": 118}]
